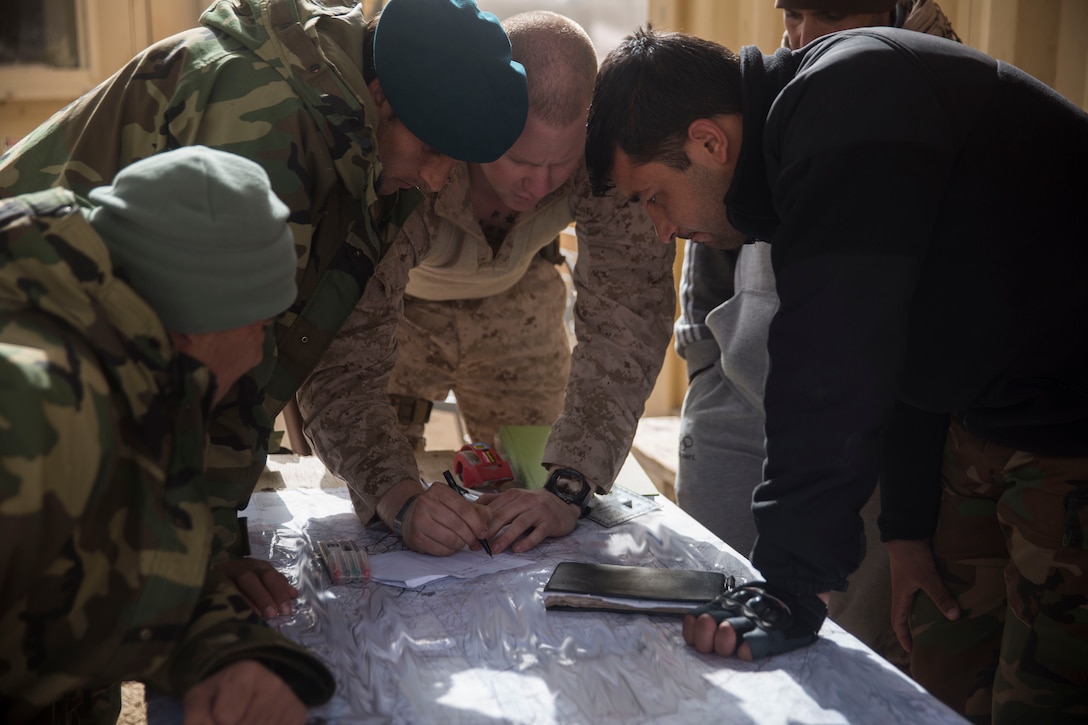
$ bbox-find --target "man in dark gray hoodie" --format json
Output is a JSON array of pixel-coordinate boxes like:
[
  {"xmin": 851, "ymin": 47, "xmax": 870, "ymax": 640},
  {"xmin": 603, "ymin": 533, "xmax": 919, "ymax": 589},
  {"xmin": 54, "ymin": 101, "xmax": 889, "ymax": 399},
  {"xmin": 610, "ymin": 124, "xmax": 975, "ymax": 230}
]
[{"xmin": 587, "ymin": 22, "xmax": 1088, "ymax": 724}]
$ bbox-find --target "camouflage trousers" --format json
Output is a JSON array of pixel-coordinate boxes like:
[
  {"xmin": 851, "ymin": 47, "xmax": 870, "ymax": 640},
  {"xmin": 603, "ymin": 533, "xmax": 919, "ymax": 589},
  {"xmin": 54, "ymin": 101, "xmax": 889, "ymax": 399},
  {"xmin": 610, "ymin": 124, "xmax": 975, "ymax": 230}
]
[
  {"xmin": 388, "ymin": 255, "xmax": 571, "ymax": 448},
  {"xmin": 910, "ymin": 419, "xmax": 1088, "ymax": 724}
]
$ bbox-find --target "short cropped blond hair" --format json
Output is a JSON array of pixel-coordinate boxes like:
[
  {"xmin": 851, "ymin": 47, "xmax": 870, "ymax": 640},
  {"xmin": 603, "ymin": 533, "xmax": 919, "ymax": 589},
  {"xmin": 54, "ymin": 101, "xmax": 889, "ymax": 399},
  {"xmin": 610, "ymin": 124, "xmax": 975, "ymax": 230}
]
[{"xmin": 503, "ymin": 11, "xmax": 598, "ymax": 127}]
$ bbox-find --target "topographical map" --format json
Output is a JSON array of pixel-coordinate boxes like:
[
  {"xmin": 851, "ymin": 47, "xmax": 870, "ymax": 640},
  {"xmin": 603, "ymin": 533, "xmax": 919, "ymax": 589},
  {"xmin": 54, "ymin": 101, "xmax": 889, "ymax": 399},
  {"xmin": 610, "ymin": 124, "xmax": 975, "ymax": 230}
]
[{"xmin": 238, "ymin": 481, "xmax": 967, "ymax": 725}]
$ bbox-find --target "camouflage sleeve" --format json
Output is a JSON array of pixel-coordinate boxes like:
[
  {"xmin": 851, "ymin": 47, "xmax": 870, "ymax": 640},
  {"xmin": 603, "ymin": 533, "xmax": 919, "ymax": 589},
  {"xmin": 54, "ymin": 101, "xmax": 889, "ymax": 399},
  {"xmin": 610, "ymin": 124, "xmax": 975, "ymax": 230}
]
[
  {"xmin": 297, "ymin": 224, "xmax": 425, "ymax": 525},
  {"xmin": 0, "ymin": 28, "xmax": 323, "ymax": 213},
  {"xmin": 0, "ymin": 30, "xmax": 337, "ymax": 561},
  {"xmin": 543, "ymin": 171, "xmax": 676, "ymax": 491},
  {"xmin": 0, "ymin": 301, "xmax": 332, "ymax": 708},
  {"xmin": 205, "ymin": 352, "xmax": 275, "ymax": 561},
  {"xmin": 147, "ymin": 573, "xmax": 335, "ymax": 705},
  {"xmin": 0, "ymin": 320, "xmax": 111, "ymax": 613}
]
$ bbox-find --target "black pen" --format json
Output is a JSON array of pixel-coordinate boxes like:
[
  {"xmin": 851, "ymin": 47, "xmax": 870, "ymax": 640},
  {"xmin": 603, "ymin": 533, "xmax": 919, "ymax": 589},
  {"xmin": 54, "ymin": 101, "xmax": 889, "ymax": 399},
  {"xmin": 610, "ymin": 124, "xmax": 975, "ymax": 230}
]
[{"xmin": 443, "ymin": 469, "xmax": 493, "ymax": 557}]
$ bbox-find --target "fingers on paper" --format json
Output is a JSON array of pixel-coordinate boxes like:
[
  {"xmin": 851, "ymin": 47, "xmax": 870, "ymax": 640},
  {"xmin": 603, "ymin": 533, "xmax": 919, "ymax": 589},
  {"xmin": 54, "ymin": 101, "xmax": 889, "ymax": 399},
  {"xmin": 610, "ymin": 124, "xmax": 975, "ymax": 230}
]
[
  {"xmin": 486, "ymin": 489, "xmax": 578, "ymax": 554},
  {"xmin": 682, "ymin": 613, "xmax": 754, "ymax": 660},
  {"xmin": 216, "ymin": 558, "xmax": 298, "ymax": 618}
]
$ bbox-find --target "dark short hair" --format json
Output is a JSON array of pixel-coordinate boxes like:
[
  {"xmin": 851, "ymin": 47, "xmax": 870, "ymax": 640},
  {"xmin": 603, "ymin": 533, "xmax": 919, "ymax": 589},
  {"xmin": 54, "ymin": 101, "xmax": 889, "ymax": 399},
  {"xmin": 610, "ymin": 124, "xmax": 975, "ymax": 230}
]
[{"xmin": 585, "ymin": 27, "xmax": 743, "ymax": 196}]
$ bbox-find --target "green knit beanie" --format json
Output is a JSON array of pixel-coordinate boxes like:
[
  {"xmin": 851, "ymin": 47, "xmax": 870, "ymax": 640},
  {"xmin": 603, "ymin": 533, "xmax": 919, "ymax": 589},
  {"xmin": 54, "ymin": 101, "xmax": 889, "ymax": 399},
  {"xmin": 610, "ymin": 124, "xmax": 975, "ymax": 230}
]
[{"xmin": 87, "ymin": 146, "xmax": 298, "ymax": 334}]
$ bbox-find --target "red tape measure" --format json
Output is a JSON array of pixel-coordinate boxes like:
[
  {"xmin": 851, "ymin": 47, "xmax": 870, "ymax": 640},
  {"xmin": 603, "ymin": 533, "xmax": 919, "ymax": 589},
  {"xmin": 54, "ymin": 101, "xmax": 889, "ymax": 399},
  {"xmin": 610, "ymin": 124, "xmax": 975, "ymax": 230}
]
[{"xmin": 453, "ymin": 442, "xmax": 515, "ymax": 488}]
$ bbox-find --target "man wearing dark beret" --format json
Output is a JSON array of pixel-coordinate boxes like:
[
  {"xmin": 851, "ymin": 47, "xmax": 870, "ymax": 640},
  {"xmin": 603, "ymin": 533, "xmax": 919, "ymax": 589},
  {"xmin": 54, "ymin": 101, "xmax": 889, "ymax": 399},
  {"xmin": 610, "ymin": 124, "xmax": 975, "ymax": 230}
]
[{"xmin": 0, "ymin": 0, "xmax": 528, "ymax": 622}]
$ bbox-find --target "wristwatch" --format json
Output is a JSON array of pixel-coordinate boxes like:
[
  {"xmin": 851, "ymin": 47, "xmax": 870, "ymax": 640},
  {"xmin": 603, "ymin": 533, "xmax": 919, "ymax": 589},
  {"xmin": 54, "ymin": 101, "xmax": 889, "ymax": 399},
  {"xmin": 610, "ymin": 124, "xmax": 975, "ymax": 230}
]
[{"xmin": 544, "ymin": 468, "xmax": 593, "ymax": 518}]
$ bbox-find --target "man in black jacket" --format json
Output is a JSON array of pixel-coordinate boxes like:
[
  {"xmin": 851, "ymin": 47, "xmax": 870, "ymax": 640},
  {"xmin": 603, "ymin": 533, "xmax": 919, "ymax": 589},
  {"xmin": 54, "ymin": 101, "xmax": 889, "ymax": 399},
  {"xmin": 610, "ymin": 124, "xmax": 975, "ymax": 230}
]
[{"xmin": 586, "ymin": 26, "xmax": 1088, "ymax": 724}]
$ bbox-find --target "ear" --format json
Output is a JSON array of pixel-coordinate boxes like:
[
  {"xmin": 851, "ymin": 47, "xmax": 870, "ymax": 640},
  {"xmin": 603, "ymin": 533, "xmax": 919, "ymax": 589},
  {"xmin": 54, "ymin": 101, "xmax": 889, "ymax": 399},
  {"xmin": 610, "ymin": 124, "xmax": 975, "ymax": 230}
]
[
  {"xmin": 168, "ymin": 331, "xmax": 193, "ymax": 348},
  {"xmin": 368, "ymin": 77, "xmax": 387, "ymax": 108},
  {"xmin": 686, "ymin": 118, "xmax": 730, "ymax": 166},
  {"xmin": 167, "ymin": 330, "xmax": 199, "ymax": 359}
]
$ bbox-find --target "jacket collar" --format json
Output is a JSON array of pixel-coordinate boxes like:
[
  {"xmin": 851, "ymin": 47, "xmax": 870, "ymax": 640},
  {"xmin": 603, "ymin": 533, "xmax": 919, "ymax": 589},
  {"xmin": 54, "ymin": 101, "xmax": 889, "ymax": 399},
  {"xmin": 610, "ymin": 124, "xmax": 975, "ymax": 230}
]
[
  {"xmin": 202, "ymin": 0, "xmax": 379, "ymax": 204},
  {"xmin": 431, "ymin": 160, "xmax": 581, "ymax": 242},
  {"xmin": 725, "ymin": 45, "xmax": 799, "ymax": 242}
]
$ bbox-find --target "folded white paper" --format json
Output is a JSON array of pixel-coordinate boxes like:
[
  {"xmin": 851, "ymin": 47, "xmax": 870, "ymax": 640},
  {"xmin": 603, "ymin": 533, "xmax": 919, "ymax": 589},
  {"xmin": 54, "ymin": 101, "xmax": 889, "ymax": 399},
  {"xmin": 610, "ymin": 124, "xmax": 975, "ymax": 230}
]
[{"xmin": 368, "ymin": 548, "xmax": 527, "ymax": 589}]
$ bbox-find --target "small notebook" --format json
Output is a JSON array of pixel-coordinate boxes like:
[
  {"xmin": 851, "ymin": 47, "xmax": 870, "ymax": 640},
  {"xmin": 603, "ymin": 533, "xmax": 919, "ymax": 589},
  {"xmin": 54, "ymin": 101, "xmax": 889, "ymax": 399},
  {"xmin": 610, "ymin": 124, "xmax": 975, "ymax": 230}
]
[{"xmin": 543, "ymin": 562, "xmax": 727, "ymax": 615}]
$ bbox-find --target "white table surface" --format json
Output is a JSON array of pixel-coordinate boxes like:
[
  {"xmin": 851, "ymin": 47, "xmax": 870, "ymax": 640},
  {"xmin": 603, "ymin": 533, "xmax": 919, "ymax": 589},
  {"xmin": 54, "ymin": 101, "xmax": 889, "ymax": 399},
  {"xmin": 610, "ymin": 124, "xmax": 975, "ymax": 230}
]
[{"xmin": 197, "ymin": 453, "xmax": 968, "ymax": 725}]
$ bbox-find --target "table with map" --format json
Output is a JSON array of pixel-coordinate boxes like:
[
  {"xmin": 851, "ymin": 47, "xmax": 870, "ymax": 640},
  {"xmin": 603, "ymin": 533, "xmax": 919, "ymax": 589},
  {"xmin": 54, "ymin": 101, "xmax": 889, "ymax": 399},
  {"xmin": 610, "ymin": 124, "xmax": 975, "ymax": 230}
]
[{"xmin": 231, "ymin": 454, "xmax": 967, "ymax": 724}]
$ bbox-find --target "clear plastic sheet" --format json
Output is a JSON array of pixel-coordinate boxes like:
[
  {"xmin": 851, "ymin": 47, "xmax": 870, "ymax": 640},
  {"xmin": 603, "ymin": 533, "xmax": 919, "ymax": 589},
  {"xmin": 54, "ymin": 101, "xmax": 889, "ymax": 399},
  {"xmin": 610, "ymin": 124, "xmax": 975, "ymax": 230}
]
[{"xmin": 215, "ymin": 485, "xmax": 968, "ymax": 725}]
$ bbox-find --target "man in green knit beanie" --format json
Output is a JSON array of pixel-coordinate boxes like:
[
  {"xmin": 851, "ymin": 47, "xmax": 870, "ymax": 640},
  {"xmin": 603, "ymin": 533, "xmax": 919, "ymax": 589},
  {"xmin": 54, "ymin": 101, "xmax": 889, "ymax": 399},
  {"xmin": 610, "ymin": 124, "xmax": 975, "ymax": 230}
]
[{"xmin": 0, "ymin": 146, "xmax": 333, "ymax": 724}]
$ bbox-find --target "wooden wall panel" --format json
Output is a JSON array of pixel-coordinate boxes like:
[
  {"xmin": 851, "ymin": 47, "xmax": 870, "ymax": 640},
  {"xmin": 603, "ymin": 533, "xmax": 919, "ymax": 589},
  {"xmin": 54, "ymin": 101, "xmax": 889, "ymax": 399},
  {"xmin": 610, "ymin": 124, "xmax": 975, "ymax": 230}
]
[
  {"xmin": 1056, "ymin": 0, "xmax": 1088, "ymax": 109},
  {"xmin": 648, "ymin": 0, "xmax": 1087, "ymax": 110},
  {"xmin": 0, "ymin": 0, "xmax": 207, "ymax": 144}
]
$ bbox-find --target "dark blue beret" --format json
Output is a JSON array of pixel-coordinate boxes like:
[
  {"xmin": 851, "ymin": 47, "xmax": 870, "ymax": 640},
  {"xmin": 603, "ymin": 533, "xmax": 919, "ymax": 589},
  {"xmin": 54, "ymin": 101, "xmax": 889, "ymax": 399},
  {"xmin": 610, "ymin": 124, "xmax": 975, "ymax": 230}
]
[{"xmin": 374, "ymin": 0, "xmax": 529, "ymax": 163}]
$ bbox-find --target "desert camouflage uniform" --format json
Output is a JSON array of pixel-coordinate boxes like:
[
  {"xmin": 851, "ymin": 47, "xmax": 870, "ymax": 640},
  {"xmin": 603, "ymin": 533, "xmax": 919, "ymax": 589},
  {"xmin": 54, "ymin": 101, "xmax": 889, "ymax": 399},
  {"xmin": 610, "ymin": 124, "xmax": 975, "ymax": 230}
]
[
  {"xmin": 910, "ymin": 419, "xmax": 1088, "ymax": 723},
  {"xmin": 299, "ymin": 161, "xmax": 673, "ymax": 521},
  {"xmin": 0, "ymin": 190, "xmax": 333, "ymax": 724},
  {"xmin": 387, "ymin": 254, "xmax": 572, "ymax": 449},
  {"xmin": 0, "ymin": 0, "xmax": 419, "ymax": 559}
]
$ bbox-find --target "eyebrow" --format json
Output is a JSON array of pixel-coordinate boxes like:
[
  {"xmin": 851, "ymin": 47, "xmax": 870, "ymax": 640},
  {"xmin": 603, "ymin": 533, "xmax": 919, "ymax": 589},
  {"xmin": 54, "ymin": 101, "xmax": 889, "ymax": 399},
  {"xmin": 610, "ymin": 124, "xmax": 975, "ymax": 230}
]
[{"xmin": 509, "ymin": 152, "xmax": 581, "ymax": 167}]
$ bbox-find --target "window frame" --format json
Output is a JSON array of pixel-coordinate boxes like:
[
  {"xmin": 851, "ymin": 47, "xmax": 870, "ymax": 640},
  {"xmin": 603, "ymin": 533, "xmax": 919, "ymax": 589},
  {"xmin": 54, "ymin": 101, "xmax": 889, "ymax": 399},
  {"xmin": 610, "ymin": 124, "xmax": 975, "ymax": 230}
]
[{"xmin": 0, "ymin": 0, "xmax": 103, "ymax": 102}]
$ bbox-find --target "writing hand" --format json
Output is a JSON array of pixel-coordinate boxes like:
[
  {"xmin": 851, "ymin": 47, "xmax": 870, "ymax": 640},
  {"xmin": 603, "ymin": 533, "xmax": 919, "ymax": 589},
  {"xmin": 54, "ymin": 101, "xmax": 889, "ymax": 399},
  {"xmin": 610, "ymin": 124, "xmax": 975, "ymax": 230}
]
[
  {"xmin": 887, "ymin": 538, "xmax": 960, "ymax": 652},
  {"xmin": 400, "ymin": 482, "xmax": 492, "ymax": 556}
]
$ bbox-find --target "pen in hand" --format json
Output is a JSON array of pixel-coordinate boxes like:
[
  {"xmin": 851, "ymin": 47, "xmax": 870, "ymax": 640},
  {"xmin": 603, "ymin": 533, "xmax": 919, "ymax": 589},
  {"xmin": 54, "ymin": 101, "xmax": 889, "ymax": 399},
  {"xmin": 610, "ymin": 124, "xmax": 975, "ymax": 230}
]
[{"xmin": 443, "ymin": 469, "xmax": 493, "ymax": 557}]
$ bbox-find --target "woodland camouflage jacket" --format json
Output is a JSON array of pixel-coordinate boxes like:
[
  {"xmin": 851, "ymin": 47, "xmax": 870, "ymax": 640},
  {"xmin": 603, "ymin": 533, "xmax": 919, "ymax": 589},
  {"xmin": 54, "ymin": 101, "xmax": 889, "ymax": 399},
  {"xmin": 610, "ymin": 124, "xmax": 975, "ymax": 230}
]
[
  {"xmin": 0, "ymin": 0, "xmax": 419, "ymax": 558},
  {"xmin": 0, "ymin": 190, "xmax": 333, "ymax": 722}
]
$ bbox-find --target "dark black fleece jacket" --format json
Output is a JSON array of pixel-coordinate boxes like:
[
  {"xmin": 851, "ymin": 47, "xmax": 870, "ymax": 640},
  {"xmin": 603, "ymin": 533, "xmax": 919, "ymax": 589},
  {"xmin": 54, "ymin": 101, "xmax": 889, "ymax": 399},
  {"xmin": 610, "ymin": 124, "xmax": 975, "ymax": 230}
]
[{"xmin": 727, "ymin": 28, "xmax": 1088, "ymax": 595}]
